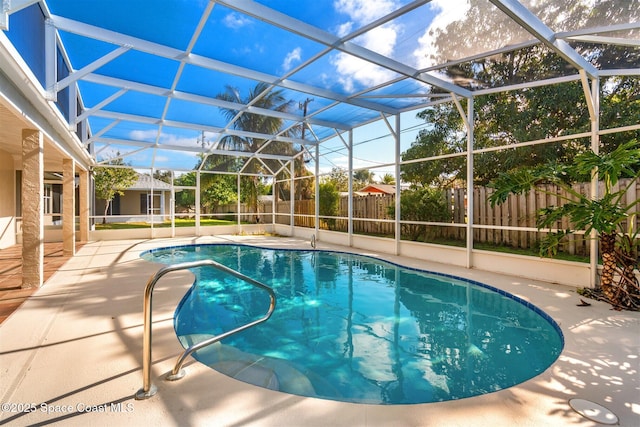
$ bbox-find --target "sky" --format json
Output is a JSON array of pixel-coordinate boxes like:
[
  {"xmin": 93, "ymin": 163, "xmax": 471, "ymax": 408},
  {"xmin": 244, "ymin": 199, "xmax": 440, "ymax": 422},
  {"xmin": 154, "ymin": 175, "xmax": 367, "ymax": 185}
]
[{"xmin": 45, "ymin": 0, "xmax": 471, "ymax": 176}]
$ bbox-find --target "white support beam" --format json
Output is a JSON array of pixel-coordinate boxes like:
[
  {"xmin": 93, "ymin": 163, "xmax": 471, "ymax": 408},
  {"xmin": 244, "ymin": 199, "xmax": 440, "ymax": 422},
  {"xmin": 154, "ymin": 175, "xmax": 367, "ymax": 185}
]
[
  {"xmin": 290, "ymin": 160, "xmax": 295, "ymax": 232},
  {"xmin": 556, "ymin": 21, "xmax": 640, "ymax": 39},
  {"xmin": 94, "ymin": 136, "xmax": 294, "ymax": 161},
  {"xmin": 579, "ymin": 70, "xmax": 597, "ymax": 122},
  {"xmin": 315, "ymin": 141, "xmax": 320, "ymax": 237},
  {"xmin": 218, "ymin": 0, "xmax": 471, "ymax": 97},
  {"xmin": 451, "ymin": 94, "xmax": 470, "ymax": 133},
  {"xmin": 394, "ymin": 114, "xmax": 401, "ymax": 255},
  {"xmin": 380, "ymin": 113, "xmax": 397, "ymax": 139},
  {"xmin": 45, "ymin": 18, "xmax": 57, "ymax": 101},
  {"xmin": 195, "ymin": 171, "xmax": 200, "ymax": 234},
  {"xmin": 600, "ymin": 68, "xmax": 640, "ymax": 77},
  {"xmin": 489, "ymin": 0, "xmax": 599, "ymax": 78},
  {"xmin": 85, "ymin": 119, "xmax": 121, "ymax": 146},
  {"xmin": 89, "ymin": 109, "xmax": 312, "ymax": 146},
  {"xmin": 56, "ymin": 46, "xmax": 131, "ymax": 93},
  {"xmin": 76, "ymin": 88, "xmax": 128, "ymax": 124},
  {"xmin": 474, "ymin": 74, "xmax": 582, "ymax": 96},
  {"xmin": 336, "ymin": 131, "xmax": 349, "ymax": 151},
  {"xmin": 273, "ymin": 161, "xmax": 291, "ymax": 177},
  {"xmin": 83, "ymin": 74, "xmax": 349, "ymax": 135},
  {"xmin": 50, "ymin": 14, "xmax": 399, "ymax": 115},
  {"xmin": 565, "ymin": 35, "xmax": 640, "ymax": 48},
  {"xmin": 347, "ymin": 130, "xmax": 353, "ymax": 246},
  {"xmin": 81, "ymin": 73, "xmax": 349, "ymax": 131},
  {"xmin": 1, "ymin": 0, "xmax": 40, "ymax": 30},
  {"xmin": 68, "ymin": 82, "xmax": 77, "ymax": 131},
  {"xmin": 236, "ymin": 174, "xmax": 242, "ymax": 227},
  {"xmin": 95, "ymin": 146, "xmax": 151, "ymax": 164},
  {"xmin": 466, "ymin": 97, "xmax": 474, "ymax": 269}
]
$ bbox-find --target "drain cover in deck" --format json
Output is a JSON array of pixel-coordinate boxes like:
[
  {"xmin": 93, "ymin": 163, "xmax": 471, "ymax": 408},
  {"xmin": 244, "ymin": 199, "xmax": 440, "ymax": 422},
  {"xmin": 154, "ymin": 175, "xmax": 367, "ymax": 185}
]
[{"xmin": 569, "ymin": 399, "xmax": 618, "ymax": 425}]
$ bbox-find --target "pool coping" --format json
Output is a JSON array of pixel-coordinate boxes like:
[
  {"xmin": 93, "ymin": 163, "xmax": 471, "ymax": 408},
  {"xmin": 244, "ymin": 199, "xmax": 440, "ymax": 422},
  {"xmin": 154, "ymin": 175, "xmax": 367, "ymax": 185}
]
[{"xmin": 0, "ymin": 235, "xmax": 638, "ymax": 426}]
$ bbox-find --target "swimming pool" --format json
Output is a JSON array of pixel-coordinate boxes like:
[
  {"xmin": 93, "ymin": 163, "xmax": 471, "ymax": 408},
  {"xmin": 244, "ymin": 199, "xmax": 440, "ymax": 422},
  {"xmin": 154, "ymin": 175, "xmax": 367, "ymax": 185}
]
[{"xmin": 142, "ymin": 244, "xmax": 563, "ymax": 405}]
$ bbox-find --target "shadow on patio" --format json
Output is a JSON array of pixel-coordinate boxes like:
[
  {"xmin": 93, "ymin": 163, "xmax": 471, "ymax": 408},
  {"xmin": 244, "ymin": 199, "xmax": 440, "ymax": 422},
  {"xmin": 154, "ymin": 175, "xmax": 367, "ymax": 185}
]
[{"xmin": 0, "ymin": 242, "xmax": 84, "ymax": 324}]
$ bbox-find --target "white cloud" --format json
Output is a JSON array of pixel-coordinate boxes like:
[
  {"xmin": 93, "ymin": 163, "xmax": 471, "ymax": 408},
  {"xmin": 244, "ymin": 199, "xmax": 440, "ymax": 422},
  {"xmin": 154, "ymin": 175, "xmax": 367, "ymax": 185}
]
[
  {"xmin": 412, "ymin": 0, "xmax": 470, "ymax": 69},
  {"xmin": 129, "ymin": 130, "xmax": 212, "ymax": 148},
  {"xmin": 336, "ymin": 22, "xmax": 353, "ymax": 38},
  {"xmin": 282, "ymin": 47, "xmax": 302, "ymax": 72},
  {"xmin": 153, "ymin": 155, "xmax": 169, "ymax": 163},
  {"xmin": 130, "ymin": 129, "xmax": 158, "ymax": 141},
  {"xmin": 331, "ymin": 53, "xmax": 395, "ymax": 93},
  {"xmin": 331, "ymin": 0, "xmax": 401, "ymax": 91},
  {"xmin": 223, "ymin": 12, "xmax": 252, "ymax": 29},
  {"xmin": 360, "ymin": 24, "xmax": 397, "ymax": 55},
  {"xmin": 334, "ymin": 0, "xmax": 397, "ymax": 25}
]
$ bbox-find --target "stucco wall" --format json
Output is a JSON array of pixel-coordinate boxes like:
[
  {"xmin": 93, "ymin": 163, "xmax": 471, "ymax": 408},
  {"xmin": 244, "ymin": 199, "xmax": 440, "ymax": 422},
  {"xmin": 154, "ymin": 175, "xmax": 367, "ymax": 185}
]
[
  {"xmin": 275, "ymin": 224, "xmax": 592, "ymax": 288},
  {"xmin": 0, "ymin": 149, "xmax": 16, "ymax": 249},
  {"xmin": 95, "ymin": 190, "xmax": 171, "ymax": 222}
]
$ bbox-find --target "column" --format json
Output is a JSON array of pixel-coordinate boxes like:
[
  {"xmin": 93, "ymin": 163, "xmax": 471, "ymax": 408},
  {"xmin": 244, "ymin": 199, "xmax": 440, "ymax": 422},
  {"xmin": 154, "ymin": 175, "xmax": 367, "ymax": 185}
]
[
  {"xmin": 394, "ymin": 114, "xmax": 401, "ymax": 255},
  {"xmin": 78, "ymin": 168, "xmax": 89, "ymax": 242},
  {"xmin": 466, "ymin": 97, "xmax": 474, "ymax": 269},
  {"xmin": 63, "ymin": 158, "xmax": 75, "ymax": 256},
  {"xmin": 22, "ymin": 129, "xmax": 44, "ymax": 288}
]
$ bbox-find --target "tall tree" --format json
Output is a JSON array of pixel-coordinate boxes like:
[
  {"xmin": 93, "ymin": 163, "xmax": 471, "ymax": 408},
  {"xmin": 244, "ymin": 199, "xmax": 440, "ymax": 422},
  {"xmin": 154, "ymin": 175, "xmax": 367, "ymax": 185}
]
[
  {"xmin": 403, "ymin": 0, "xmax": 640, "ymax": 187},
  {"xmin": 209, "ymin": 82, "xmax": 303, "ymax": 217},
  {"xmin": 380, "ymin": 173, "xmax": 395, "ymax": 185},
  {"xmin": 323, "ymin": 167, "xmax": 349, "ymax": 192},
  {"xmin": 93, "ymin": 157, "xmax": 137, "ymax": 223},
  {"xmin": 353, "ymin": 169, "xmax": 375, "ymax": 190}
]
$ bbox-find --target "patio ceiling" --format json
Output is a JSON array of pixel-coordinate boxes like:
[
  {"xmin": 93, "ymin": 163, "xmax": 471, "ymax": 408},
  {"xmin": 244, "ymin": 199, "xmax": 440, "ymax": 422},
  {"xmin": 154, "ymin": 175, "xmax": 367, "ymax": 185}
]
[{"xmin": 3, "ymin": 0, "xmax": 640, "ymax": 172}]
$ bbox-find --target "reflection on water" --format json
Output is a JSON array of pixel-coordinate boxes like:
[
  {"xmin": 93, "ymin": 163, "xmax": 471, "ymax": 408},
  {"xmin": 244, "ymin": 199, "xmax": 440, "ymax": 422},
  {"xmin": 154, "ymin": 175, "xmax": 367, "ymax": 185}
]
[{"xmin": 143, "ymin": 244, "xmax": 563, "ymax": 405}]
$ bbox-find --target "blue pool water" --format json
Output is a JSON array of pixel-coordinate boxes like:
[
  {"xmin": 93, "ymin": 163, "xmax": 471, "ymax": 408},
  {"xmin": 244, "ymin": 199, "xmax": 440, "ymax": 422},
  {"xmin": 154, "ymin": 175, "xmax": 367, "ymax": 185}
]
[{"xmin": 142, "ymin": 244, "xmax": 563, "ymax": 405}]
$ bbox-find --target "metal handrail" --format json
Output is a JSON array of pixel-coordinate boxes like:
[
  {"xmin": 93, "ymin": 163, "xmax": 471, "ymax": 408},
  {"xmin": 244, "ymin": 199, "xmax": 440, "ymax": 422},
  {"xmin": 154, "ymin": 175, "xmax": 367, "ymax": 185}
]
[{"xmin": 135, "ymin": 260, "xmax": 277, "ymax": 400}]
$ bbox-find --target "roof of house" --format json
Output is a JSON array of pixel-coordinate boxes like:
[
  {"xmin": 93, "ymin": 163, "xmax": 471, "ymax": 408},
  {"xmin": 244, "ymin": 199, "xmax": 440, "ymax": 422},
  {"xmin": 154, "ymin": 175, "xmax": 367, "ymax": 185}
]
[
  {"xmin": 358, "ymin": 184, "xmax": 399, "ymax": 194},
  {"xmin": 128, "ymin": 174, "xmax": 172, "ymax": 191}
]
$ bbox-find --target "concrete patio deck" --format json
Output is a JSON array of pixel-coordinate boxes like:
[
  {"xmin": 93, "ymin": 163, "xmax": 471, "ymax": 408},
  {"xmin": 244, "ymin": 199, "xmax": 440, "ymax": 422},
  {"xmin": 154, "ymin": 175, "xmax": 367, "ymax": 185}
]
[
  {"xmin": 0, "ymin": 235, "xmax": 638, "ymax": 426},
  {"xmin": 0, "ymin": 243, "xmax": 84, "ymax": 324}
]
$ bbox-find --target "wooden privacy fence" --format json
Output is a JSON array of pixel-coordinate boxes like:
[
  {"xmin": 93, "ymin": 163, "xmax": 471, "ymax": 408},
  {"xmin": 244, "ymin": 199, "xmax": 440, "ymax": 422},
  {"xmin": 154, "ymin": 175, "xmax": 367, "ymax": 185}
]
[
  {"xmin": 213, "ymin": 178, "xmax": 639, "ymax": 255},
  {"xmin": 474, "ymin": 178, "xmax": 639, "ymax": 255}
]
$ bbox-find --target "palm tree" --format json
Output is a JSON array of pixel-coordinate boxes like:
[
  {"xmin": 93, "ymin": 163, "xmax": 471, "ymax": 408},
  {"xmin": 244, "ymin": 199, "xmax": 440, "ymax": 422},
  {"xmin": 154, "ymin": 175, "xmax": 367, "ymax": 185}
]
[
  {"xmin": 380, "ymin": 173, "xmax": 396, "ymax": 185},
  {"xmin": 213, "ymin": 82, "xmax": 298, "ymax": 217},
  {"xmin": 489, "ymin": 140, "xmax": 640, "ymax": 309}
]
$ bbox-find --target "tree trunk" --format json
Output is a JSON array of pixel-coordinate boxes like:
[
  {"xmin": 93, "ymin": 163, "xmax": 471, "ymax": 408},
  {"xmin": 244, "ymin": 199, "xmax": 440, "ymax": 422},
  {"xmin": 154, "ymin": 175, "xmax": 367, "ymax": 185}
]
[
  {"xmin": 103, "ymin": 200, "xmax": 111, "ymax": 225},
  {"xmin": 615, "ymin": 237, "xmax": 640, "ymax": 310},
  {"xmin": 599, "ymin": 231, "xmax": 617, "ymax": 302}
]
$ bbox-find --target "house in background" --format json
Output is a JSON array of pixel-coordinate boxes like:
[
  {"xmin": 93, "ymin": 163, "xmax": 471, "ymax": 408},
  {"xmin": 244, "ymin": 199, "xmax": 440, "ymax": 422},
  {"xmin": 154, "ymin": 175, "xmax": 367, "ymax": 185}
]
[
  {"xmin": 354, "ymin": 184, "xmax": 409, "ymax": 196},
  {"xmin": 95, "ymin": 174, "xmax": 171, "ymax": 224},
  {"xmin": 356, "ymin": 184, "xmax": 397, "ymax": 196}
]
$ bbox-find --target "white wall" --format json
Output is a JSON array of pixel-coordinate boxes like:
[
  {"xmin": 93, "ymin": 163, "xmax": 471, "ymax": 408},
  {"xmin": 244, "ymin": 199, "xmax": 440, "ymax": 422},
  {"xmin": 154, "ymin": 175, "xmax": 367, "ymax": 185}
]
[
  {"xmin": 279, "ymin": 225, "xmax": 591, "ymax": 288},
  {"xmin": 0, "ymin": 149, "xmax": 16, "ymax": 249}
]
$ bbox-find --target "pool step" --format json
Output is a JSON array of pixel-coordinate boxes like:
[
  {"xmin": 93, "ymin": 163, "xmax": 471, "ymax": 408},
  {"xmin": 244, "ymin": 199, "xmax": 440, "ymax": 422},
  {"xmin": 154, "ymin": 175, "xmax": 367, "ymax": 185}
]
[
  {"xmin": 179, "ymin": 334, "xmax": 315, "ymax": 395},
  {"xmin": 213, "ymin": 359, "xmax": 280, "ymax": 390}
]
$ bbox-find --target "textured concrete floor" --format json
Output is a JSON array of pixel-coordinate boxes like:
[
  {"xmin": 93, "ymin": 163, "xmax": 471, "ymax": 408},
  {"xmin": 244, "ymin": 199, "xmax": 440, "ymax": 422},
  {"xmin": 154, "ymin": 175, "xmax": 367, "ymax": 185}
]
[
  {"xmin": 0, "ymin": 236, "xmax": 638, "ymax": 426},
  {"xmin": 0, "ymin": 243, "xmax": 83, "ymax": 324}
]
